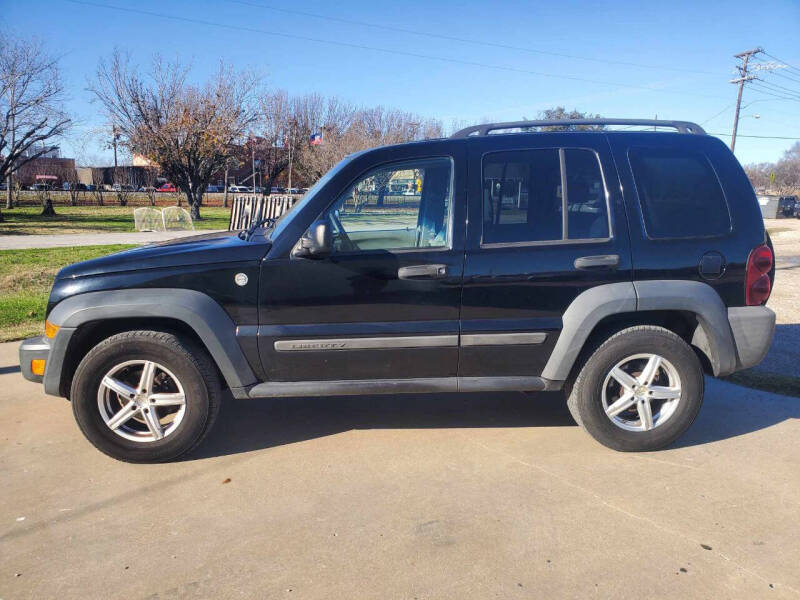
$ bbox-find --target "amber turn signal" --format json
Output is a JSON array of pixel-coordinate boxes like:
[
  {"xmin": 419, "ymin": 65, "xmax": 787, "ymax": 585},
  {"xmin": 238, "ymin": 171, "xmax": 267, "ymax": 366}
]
[
  {"xmin": 31, "ymin": 359, "xmax": 46, "ymax": 376},
  {"xmin": 44, "ymin": 320, "xmax": 59, "ymax": 339}
]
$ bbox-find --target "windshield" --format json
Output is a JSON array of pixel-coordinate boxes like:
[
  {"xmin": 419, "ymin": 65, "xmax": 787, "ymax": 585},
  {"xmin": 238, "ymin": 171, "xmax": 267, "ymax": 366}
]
[{"xmin": 268, "ymin": 153, "xmax": 359, "ymax": 240}]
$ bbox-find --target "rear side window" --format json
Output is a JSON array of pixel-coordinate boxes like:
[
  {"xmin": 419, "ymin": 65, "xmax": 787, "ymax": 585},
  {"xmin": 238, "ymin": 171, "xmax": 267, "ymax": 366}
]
[
  {"xmin": 482, "ymin": 148, "xmax": 609, "ymax": 245},
  {"xmin": 629, "ymin": 147, "xmax": 731, "ymax": 239}
]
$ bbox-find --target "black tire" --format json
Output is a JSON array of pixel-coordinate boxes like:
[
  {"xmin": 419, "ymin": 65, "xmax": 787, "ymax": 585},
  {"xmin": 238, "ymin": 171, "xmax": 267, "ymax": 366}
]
[
  {"xmin": 566, "ymin": 326, "xmax": 704, "ymax": 452},
  {"xmin": 70, "ymin": 330, "xmax": 221, "ymax": 463}
]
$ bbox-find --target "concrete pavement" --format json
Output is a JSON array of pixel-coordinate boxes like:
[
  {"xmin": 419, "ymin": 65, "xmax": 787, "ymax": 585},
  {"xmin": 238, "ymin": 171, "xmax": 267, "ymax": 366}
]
[
  {"xmin": 1, "ymin": 340, "xmax": 799, "ymax": 599},
  {"xmin": 0, "ymin": 230, "xmax": 224, "ymax": 250}
]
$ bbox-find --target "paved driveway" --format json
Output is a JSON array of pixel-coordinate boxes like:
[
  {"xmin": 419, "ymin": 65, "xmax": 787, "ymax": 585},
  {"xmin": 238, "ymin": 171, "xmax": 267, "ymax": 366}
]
[
  {"xmin": 1, "ymin": 340, "xmax": 799, "ymax": 599},
  {"xmin": 0, "ymin": 230, "xmax": 224, "ymax": 250}
]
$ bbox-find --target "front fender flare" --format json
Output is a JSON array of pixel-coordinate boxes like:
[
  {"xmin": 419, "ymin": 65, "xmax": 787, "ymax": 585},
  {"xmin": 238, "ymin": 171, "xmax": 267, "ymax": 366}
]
[{"xmin": 45, "ymin": 289, "xmax": 257, "ymax": 395}]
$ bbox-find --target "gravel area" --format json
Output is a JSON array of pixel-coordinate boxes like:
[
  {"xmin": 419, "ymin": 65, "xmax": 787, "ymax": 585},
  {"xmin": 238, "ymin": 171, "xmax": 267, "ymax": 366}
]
[{"xmin": 755, "ymin": 218, "xmax": 800, "ymax": 377}]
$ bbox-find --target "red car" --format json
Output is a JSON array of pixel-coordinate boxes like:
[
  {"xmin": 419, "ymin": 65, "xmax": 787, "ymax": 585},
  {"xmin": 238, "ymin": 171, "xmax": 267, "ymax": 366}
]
[{"xmin": 157, "ymin": 183, "xmax": 177, "ymax": 192}]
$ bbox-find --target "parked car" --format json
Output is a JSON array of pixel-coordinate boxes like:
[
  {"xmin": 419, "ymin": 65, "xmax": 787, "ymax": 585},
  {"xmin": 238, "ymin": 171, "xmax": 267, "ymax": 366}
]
[
  {"xmin": 111, "ymin": 183, "xmax": 136, "ymax": 192},
  {"xmin": 228, "ymin": 185, "xmax": 253, "ymax": 193},
  {"xmin": 19, "ymin": 118, "xmax": 775, "ymax": 462},
  {"xmin": 270, "ymin": 186, "xmax": 286, "ymax": 195},
  {"xmin": 157, "ymin": 183, "xmax": 177, "ymax": 193},
  {"xmin": 206, "ymin": 185, "xmax": 223, "ymax": 193},
  {"xmin": 31, "ymin": 183, "xmax": 53, "ymax": 191},
  {"xmin": 777, "ymin": 196, "xmax": 796, "ymax": 218}
]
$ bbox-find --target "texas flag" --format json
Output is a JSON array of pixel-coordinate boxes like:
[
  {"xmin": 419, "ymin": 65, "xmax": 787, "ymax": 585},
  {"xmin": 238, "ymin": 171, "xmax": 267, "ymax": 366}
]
[{"xmin": 309, "ymin": 132, "xmax": 323, "ymax": 146}]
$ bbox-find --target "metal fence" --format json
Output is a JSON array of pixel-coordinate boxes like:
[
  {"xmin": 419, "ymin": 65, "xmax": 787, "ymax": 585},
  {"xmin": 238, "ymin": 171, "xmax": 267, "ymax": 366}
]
[{"xmin": 228, "ymin": 195, "xmax": 298, "ymax": 230}]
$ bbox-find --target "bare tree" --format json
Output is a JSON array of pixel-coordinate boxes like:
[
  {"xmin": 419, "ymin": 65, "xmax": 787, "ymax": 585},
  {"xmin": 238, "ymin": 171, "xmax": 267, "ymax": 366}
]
[
  {"xmin": 113, "ymin": 167, "xmax": 134, "ymax": 206},
  {"xmin": 141, "ymin": 167, "xmax": 159, "ymax": 206},
  {"xmin": 744, "ymin": 143, "xmax": 800, "ymax": 194},
  {"xmin": 535, "ymin": 107, "xmax": 604, "ymax": 131},
  {"xmin": 63, "ymin": 166, "xmax": 84, "ymax": 206},
  {"xmin": 90, "ymin": 168, "xmax": 105, "ymax": 206},
  {"xmin": 296, "ymin": 103, "xmax": 441, "ymax": 186},
  {"xmin": 0, "ymin": 35, "xmax": 71, "ymax": 220},
  {"xmin": 89, "ymin": 50, "xmax": 259, "ymax": 219}
]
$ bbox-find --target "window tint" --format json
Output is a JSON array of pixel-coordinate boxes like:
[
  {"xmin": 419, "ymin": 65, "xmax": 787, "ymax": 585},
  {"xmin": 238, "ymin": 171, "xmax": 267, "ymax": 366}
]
[
  {"xmin": 565, "ymin": 149, "xmax": 608, "ymax": 239},
  {"xmin": 629, "ymin": 147, "xmax": 730, "ymax": 239},
  {"xmin": 483, "ymin": 149, "xmax": 562, "ymax": 244},
  {"xmin": 482, "ymin": 148, "xmax": 609, "ymax": 244},
  {"xmin": 323, "ymin": 157, "xmax": 452, "ymax": 252}
]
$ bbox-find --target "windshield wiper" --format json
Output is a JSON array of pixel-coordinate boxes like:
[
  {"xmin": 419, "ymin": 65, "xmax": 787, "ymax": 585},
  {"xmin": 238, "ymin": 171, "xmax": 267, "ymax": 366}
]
[{"xmin": 240, "ymin": 216, "xmax": 278, "ymax": 241}]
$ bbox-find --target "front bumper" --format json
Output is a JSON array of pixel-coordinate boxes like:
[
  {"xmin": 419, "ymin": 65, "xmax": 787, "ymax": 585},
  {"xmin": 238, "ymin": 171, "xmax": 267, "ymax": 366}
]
[
  {"xmin": 728, "ymin": 305, "xmax": 776, "ymax": 371},
  {"xmin": 19, "ymin": 336, "xmax": 51, "ymax": 384}
]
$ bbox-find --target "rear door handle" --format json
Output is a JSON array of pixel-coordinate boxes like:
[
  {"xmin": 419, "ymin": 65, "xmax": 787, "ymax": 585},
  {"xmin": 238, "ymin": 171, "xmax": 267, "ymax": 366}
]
[
  {"xmin": 574, "ymin": 254, "xmax": 619, "ymax": 270},
  {"xmin": 398, "ymin": 264, "xmax": 448, "ymax": 280}
]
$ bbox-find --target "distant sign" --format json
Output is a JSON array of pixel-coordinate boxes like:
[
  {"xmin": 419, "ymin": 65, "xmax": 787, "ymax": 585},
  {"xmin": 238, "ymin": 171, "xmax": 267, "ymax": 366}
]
[{"xmin": 35, "ymin": 175, "xmax": 58, "ymax": 180}]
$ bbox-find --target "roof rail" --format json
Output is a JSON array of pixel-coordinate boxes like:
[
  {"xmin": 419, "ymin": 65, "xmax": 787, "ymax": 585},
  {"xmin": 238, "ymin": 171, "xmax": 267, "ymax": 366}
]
[{"xmin": 450, "ymin": 119, "xmax": 707, "ymax": 138}]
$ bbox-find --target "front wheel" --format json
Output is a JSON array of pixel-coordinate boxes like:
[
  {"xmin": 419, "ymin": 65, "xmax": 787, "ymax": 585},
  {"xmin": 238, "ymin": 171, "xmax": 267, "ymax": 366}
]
[
  {"xmin": 566, "ymin": 326, "xmax": 704, "ymax": 452},
  {"xmin": 71, "ymin": 330, "xmax": 221, "ymax": 463}
]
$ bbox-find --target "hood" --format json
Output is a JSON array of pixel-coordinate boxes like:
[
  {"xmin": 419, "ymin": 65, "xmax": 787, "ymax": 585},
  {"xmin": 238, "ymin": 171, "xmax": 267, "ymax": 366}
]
[{"xmin": 56, "ymin": 231, "xmax": 270, "ymax": 279}]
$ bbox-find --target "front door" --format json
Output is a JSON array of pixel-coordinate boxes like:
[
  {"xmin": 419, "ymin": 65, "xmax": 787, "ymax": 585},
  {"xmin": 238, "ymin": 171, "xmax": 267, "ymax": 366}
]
[
  {"xmin": 258, "ymin": 146, "xmax": 466, "ymax": 382},
  {"xmin": 459, "ymin": 132, "xmax": 632, "ymax": 377}
]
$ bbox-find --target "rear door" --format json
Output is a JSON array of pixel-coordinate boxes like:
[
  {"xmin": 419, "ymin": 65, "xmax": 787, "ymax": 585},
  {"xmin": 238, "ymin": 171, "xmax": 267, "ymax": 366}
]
[{"xmin": 459, "ymin": 132, "xmax": 632, "ymax": 377}]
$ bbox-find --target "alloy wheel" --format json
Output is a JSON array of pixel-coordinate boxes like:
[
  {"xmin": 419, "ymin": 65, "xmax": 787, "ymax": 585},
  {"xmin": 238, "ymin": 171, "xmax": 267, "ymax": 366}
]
[
  {"xmin": 601, "ymin": 353, "xmax": 682, "ymax": 432},
  {"xmin": 97, "ymin": 360, "xmax": 187, "ymax": 443}
]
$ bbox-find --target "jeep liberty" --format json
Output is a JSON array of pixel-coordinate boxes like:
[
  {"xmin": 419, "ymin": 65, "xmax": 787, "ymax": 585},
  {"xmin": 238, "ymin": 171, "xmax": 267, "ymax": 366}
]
[{"xmin": 20, "ymin": 119, "xmax": 776, "ymax": 462}]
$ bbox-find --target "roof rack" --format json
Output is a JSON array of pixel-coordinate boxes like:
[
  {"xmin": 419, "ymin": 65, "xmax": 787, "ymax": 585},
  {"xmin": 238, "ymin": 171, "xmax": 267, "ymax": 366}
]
[{"xmin": 450, "ymin": 119, "xmax": 707, "ymax": 138}]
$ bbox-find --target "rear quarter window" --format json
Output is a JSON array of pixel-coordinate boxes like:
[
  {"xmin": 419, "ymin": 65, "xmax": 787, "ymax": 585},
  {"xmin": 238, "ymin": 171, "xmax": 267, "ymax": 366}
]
[{"xmin": 628, "ymin": 146, "xmax": 731, "ymax": 239}]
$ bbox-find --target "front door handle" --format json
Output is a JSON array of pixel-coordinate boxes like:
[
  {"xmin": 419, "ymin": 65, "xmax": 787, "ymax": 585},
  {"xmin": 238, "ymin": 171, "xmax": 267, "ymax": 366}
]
[
  {"xmin": 574, "ymin": 254, "xmax": 619, "ymax": 270},
  {"xmin": 398, "ymin": 264, "xmax": 448, "ymax": 280}
]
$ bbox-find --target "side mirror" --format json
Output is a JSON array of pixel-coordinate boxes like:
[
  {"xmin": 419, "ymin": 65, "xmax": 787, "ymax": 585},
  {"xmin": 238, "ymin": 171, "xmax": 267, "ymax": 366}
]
[{"xmin": 292, "ymin": 220, "xmax": 332, "ymax": 259}]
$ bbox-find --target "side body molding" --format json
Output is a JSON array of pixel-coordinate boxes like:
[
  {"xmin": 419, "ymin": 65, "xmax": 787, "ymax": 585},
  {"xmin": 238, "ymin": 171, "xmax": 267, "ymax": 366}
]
[
  {"xmin": 541, "ymin": 282, "xmax": 637, "ymax": 381},
  {"xmin": 633, "ymin": 280, "xmax": 736, "ymax": 376},
  {"xmin": 46, "ymin": 289, "xmax": 257, "ymax": 394}
]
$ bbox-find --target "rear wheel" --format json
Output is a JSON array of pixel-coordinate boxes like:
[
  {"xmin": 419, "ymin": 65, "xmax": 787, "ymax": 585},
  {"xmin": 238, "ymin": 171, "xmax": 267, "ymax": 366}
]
[
  {"xmin": 566, "ymin": 326, "xmax": 704, "ymax": 451},
  {"xmin": 71, "ymin": 330, "xmax": 221, "ymax": 462}
]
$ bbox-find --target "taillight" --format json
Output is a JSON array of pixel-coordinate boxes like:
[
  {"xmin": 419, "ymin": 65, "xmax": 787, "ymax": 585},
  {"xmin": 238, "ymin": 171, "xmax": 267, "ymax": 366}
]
[{"xmin": 745, "ymin": 244, "xmax": 773, "ymax": 305}]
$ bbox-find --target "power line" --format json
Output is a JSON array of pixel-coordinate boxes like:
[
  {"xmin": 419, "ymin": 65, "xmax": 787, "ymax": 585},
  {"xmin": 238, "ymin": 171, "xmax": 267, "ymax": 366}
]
[
  {"xmin": 761, "ymin": 51, "xmax": 800, "ymax": 76},
  {"xmin": 748, "ymin": 85, "xmax": 800, "ymax": 102},
  {"xmin": 709, "ymin": 132, "xmax": 800, "ymax": 140},
  {"xmin": 224, "ymin": 0, "xmax": 716, "ymax": 76},
  {"xmin": 771, "ymin": 70, "xmax": 800, "ymax": 85},
  {"xmin": 754, "ymin": 78, "xmax": 800, "ymax": 98},
  {"xmin": 63, "ymin": 0, "xmax": 729, "ymax": 101},
  {"xmin": 752, "ymin": 79, "xmax": 800, "ymax": 100},
  {"xmin": 700, "ymin": 104, "xmax": 734, "ymax": 126}
]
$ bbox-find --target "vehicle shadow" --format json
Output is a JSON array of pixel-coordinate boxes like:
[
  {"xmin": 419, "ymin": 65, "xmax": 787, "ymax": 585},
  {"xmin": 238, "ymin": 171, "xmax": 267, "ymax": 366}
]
[
  {"xmin": 749, "ymin": 323, "xmax": 800, "ymax": 378},
  {"xmin": 672, "ymin": 376, "xmax": 799, "ymax": 448},
  {"xmin": 189, "ymin": 375, "xmax": 800, "ymax": 460},
  {"xmin": 190, "ymin": 391, "xmax": 574, "ymax": 460}
]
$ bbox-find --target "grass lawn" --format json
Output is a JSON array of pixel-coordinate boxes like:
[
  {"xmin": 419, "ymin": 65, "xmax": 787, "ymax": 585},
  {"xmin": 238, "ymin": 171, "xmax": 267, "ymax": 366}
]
[
  {"xmin": 0, "ymin": 205, "xmax": 230, "ymax": 235},
  {"xmin": 0, "ymin": 244, "xmax": 136, "ymax": 342}
]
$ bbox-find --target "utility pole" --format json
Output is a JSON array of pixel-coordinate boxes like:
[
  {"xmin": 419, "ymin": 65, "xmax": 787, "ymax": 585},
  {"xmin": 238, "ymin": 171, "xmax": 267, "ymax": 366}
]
[
  {"xmin": 730, "ymin": 47, "xmax": 762, "ymax": 153},
  {"xmin": 6, "ymin": 109, "xmax": 14, "ymax": 209},
  {"xmin": 6, "ymin": 85, "xmax": 15, "ymax": 210},
  {"xmin": 111, "ymin": 125, "xmax": 120, "ymax": 169}
]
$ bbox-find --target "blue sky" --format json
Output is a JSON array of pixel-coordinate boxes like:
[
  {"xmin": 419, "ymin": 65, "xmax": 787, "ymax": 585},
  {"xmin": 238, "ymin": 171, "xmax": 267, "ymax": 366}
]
[{"xmin": 4, "ymin": 0, "xmax": 800, "ymax": 166}]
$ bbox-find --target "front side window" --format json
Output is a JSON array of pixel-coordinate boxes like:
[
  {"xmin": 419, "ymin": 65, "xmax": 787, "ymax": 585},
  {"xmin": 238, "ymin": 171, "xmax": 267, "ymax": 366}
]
[
  {"xmin": 323, "ymin": 157, "xmax": 453, "ymax": 252},
  {"xmin": 629, "ymin": 147, "xmax": 731, "ymax": 239},
  {"xmin": 482, "ymin": 148, "xmax": 609, "ymax": 244}
]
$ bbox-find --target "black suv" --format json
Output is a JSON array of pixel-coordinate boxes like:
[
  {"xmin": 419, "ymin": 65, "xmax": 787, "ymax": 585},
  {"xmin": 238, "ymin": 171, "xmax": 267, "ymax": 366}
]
[{"xmin": 20, "ymin": 119, "xmax": 776, "ymax": 462}]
